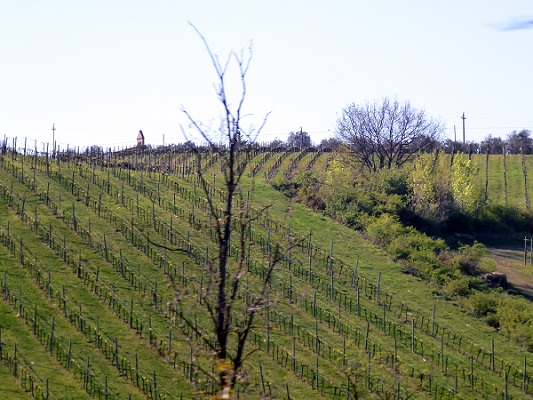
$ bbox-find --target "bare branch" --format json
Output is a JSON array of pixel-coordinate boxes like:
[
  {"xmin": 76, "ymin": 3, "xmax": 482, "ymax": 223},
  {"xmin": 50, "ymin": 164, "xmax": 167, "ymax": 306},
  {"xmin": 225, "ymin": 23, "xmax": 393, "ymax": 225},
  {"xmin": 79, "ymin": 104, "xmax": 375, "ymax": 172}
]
[
  {"xmin": 337, "ymin": 97, "xmax": 443, "ymax": 171},
  {"xmin": 178, "ymin": 23, "xmax": 274, "ymax": 396},
  {"xmin": 134, "ymin": 221, "xmax": 190, "ymax": 254}
]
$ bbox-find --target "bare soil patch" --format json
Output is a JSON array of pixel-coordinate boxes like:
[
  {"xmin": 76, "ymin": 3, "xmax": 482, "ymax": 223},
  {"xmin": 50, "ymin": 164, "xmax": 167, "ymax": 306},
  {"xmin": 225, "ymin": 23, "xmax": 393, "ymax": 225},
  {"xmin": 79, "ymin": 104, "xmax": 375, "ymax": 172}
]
[{"xmin": 488, "ymin": 246, "xmax": 533, "ymax": 299}]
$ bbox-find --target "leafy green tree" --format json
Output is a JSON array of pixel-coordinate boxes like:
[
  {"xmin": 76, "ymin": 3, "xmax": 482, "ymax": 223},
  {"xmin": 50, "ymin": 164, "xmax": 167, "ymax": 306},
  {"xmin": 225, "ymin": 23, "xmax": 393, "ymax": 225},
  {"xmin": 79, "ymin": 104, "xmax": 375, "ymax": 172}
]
[
  {"xmin": 408, "ymin": 152, "xmax": 450, "ymax": 220},
  {"xmin": 450, "ymin": 155, "xmax": 484, "ymax": 212},
  {"xmin": 321, "ymin": 159, "xmax": 357, "ymax": 217}
]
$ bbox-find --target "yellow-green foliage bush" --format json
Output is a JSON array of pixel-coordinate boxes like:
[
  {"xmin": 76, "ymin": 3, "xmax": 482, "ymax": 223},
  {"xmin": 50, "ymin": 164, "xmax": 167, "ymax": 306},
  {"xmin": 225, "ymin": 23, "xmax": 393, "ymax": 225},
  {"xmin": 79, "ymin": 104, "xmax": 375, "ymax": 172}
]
[
  {"xmin": 466, "ymin": 291, "xmax": 500, "ymax": 317},
  {"xmin": 409, "ymin": 153, "xmax": 449, "ymax": 216},
  {"xmin": 451, "ymin": 156, "xmax": 485, "ymax": 212},
  {"xmin": 497, "ymin": 297, "xmax": 533, "ymax": 351},
  {"xmin": 366, "ymin": 214, "xmax": 408, "ymax": 247},
  {"xmin": 443, "ymin": 277, "xmax": 471, "ymax": 299}
]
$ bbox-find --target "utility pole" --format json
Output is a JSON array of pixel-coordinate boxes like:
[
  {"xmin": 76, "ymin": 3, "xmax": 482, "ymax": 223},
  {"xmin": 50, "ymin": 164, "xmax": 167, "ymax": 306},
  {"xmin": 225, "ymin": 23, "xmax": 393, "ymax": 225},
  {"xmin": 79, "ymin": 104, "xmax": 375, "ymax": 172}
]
[
  {"xmin": 52, "ymin": 123, "xmax": 56, "ymax": 156},
  {"xmin": 461, "ymin": 113, "xmax": 466, "ymax": 144},
  {"xmin": 454, "ymin": 125, "xmax": 457, "ymax": 142}
]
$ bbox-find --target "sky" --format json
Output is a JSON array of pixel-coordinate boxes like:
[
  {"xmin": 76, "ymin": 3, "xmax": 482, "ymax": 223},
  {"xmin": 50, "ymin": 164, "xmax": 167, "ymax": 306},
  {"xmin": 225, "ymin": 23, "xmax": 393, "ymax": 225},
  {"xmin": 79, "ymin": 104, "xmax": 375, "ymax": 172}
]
[{"xmin": 1, "ymin": 1, "xmax": 533, "ymax": 151}]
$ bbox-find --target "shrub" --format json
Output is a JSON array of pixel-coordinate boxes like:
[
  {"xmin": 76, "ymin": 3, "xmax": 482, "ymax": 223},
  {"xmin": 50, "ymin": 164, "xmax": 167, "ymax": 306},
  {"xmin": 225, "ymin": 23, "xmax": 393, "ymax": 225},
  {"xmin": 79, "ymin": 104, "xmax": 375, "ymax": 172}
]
[
  {"xmin": 272, "ymin": 175, "xmax": 297, "ymax": 197},
  {"xmin": 442, "ymin": 204, "xmax": 533, "ymax": 238},
  {"xmin": 466, "ymin": 292, "xmax": 499, "ymax": 317},
  {"xmin": 296, "ymin": 185, "xmax": 325, "ymax": 210},
  {"xmin": 476, "ymin": 204, "xmax": 523, "ymax": 233},
  {"xmin": 441, "ymin": 210, "xmax": 475, "ymax": 235},
  {"xmin": 443, "ymin": 278, "xmax": 470, "ymax": 299},
  {"xmin": 373, "ymin": 167, "xmax": 410, "ymax": 197},
  {"xmin": 459, "ymin": 241, "xmax": 488, "ymax": 259},
  {"xmin": 450, "ymin": 242, "xmax": 489, "ymax": 276},
  {"xmin": 407, "ymin": 251, "xmax": 447, "ymax": 282},
  {"xmin": 372, "ymin": 193, "xmax": 406, "ymax": 216},
  {"xmin": 344, "ymin": 212, "xmax": 369, "ymax": 230},
  {"xmin": 388, "ymin": 231, "xmax": 445, "ymax": 261},
  {"xmin": 497, "ymin": 297, "xmax": 533, "ymax": 351},
  {"xmin": 366, "ymin": 214, "xmax": 407, "ymax": 247},
  {"xmin": 484, "ymin": 314, "xmax": 500, "ymax": 329}
]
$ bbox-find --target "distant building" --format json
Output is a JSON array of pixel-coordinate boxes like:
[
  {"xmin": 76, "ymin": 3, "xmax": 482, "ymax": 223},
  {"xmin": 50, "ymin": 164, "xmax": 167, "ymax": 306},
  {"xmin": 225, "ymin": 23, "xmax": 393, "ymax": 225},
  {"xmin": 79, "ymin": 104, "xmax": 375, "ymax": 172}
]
[{"xmin": 137, "ymin": 130, "xmax": 145, "ymax": 146}]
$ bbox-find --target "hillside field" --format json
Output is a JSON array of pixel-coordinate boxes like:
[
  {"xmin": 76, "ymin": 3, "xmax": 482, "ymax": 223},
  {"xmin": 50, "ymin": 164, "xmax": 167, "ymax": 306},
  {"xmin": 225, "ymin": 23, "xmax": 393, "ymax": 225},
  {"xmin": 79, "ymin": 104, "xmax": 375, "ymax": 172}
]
[{"xmin": 0, "ymin": 145, "xmax": 531, "ymax": 399}]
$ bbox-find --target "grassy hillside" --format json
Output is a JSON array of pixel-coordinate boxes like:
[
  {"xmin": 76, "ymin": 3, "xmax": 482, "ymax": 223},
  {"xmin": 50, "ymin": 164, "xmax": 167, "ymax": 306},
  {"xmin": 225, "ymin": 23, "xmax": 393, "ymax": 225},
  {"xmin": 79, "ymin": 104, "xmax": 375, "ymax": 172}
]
[
  {"xmin": 463, "ymin": 153, "xmax": 533, "ymax": 210},
  {"xmin": 0, "ymin": 145, "xmax": 531, "ymax": 399}
]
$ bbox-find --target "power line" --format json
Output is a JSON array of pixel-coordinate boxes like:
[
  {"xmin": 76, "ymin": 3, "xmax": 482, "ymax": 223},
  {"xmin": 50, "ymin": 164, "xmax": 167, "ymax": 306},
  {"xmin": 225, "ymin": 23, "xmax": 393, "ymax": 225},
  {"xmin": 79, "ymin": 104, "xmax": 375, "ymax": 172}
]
[{"xmin": 445, "ymin": 126, "xmax": 533, "ymax": 130}]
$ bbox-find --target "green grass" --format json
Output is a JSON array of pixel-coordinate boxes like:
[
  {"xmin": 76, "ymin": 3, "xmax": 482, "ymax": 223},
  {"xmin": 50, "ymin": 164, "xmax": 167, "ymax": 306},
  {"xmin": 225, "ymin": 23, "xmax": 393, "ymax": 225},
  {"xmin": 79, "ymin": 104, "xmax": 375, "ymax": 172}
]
[
  {"xmin": 470, "ymin": 154, "xmax": 532, "ymax": 208},
  {"xmin": 0, "ymin": 148, "xmax": 531, "ymax": 399},
  {"xmin": 101, "ymin": 151, "xmax": 532, "ymax": 396},
  {"xmin": 0, "ymin": 363, "xmax": 32, "ymax": 400},
  {"xmin": 0, "ymin": 303, "xmax": 90, "ymax": 400},
  {"xmin": 0, "ymin": 153, "xmax": 329, "ymax": 398}
]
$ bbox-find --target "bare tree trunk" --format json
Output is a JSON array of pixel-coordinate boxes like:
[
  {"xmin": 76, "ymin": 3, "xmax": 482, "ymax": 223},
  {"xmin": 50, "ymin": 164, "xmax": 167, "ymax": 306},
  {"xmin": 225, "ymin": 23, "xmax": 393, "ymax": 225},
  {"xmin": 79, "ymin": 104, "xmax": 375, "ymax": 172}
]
[{"xmin": 176, "ymin": 24, "xmax": 303, "ymax": 399}]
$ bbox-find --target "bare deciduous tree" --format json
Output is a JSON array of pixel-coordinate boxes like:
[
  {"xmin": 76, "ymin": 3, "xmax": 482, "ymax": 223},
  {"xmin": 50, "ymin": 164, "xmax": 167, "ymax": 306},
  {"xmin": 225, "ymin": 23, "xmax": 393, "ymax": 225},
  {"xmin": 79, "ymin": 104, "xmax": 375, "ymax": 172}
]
[
  {"xmin": 507, "ymin": 129, "xmax": 533, "ymax": 154},
  {"xmin": 336, "ymin": 98, "xmax": 443, "ymax": 171},
  {"xmin": 480, "ymin": 134, "xmax": 504, "ymax": 154},
  {"xmin": 287, "ymin": 129, "xmax": 312, "ymax": 149},
  {"xmin": 178, "ymin": 24, "xmax": 299, "ymax": 399}
]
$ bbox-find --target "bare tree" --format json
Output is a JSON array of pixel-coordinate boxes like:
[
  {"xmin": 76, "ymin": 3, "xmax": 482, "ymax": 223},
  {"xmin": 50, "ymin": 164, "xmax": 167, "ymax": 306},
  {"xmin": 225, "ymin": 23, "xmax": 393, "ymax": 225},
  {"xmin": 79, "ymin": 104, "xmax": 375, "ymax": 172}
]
[
  {"xmin": 507, "ymin": 129, "xmax": 533, "ymax": 154},
  {"xmin": 287, "ymin": 129, "xmax": 312, "ymax": 149},
  {"xmin": 480, "ymin": 134, "xmax": 504, "ymax": 154},
  {"xmin": 178, "ymin": 25, "xmax": 298, "ymax": 398},
  {"xmin": 336, "ymin": 98, "xmax": 444, "ymax": 171}
]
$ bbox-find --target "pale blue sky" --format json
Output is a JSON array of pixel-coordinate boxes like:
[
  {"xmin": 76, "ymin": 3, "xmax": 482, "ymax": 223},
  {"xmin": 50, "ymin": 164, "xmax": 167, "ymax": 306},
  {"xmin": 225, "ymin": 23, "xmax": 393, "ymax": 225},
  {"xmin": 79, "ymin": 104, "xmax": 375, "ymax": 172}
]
[{"xmin": 2, "ymin": 1, "xmax": 532, "ymax": 150}]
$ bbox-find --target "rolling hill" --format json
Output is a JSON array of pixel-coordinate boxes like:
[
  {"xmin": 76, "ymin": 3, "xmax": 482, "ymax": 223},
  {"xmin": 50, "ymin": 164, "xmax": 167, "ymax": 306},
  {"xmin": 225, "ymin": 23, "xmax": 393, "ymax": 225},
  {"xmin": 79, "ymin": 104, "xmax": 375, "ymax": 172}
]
[{"xmin": 0, "ymin": 143, "xmax": 531, "ymax": 399}]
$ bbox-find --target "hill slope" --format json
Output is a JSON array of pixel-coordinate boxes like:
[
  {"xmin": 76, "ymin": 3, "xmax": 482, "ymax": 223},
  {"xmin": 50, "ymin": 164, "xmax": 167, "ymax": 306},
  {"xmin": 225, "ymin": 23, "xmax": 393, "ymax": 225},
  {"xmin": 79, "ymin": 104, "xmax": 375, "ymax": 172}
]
[{"xmin": 0, "ymin": 146, "xmax": 531, "ymax": 399}]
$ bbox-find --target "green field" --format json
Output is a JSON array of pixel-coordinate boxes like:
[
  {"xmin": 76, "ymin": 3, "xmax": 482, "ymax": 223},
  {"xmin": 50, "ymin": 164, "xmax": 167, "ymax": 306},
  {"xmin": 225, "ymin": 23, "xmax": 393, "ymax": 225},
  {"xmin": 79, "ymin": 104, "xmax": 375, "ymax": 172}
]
[
  {"xmin": 0, "ymin": 146, "xmax": 531, "ymax": 399},
  {"xmin": 468, "ymin": 153, "xmax": 533, "ymax": 209}
]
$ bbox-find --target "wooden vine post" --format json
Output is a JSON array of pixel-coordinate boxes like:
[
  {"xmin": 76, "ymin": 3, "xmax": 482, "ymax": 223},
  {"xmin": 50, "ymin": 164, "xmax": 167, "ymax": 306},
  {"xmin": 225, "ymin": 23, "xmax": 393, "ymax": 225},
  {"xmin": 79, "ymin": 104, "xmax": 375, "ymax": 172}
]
[
  {"xmin": 503, "ymin": 145, "xmax": 508, "ymax": 205},
  {"xmin": 521, "ymin": 148, "xmax": 530, "ymax": 210},
  {"xmin": 485, "ymin": 149, "xmax": 489, "ymax": 202}
]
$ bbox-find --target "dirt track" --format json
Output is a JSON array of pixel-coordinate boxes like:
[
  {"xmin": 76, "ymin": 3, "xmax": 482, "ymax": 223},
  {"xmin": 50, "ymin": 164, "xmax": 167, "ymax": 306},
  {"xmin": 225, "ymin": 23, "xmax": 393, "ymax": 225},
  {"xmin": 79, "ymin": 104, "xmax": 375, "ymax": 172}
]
[{"xmin": 488, "ymin": 247, "xmax": 533, "ymax": 299}]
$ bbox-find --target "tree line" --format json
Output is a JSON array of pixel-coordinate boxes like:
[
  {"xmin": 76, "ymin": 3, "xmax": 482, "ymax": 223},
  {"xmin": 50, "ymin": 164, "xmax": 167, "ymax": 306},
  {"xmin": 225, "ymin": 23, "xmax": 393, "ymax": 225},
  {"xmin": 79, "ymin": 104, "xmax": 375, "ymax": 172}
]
[
  {"xmin": 232, "ymin": 98, "xmax": 532, "ymax": 175},
  {"xmin": 333, "ymin": 98, "xmax": 532, "ymax": 172},
  {"xmin": 256, "ymin": 98, "xmax": 529, "ymax": 175}
]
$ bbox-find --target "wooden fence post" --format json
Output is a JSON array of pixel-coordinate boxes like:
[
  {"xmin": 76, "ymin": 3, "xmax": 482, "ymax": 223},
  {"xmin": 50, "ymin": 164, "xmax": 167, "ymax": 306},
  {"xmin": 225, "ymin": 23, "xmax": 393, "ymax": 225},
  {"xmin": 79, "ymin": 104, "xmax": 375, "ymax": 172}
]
[{"xmin": 521, "ymin": 149, "xmax": 530, "ymax": 210}]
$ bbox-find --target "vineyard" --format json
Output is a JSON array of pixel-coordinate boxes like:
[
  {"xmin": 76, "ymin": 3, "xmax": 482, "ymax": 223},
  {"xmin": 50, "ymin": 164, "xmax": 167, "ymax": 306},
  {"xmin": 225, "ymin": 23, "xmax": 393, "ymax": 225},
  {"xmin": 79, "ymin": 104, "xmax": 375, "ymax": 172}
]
[
  {"xmin": 0, "ymin": 142, "xmax": 532, "ymax": 399},
  {"xmin": 467, "ymin": 153, "xmax": 533, "ymax": 210}
]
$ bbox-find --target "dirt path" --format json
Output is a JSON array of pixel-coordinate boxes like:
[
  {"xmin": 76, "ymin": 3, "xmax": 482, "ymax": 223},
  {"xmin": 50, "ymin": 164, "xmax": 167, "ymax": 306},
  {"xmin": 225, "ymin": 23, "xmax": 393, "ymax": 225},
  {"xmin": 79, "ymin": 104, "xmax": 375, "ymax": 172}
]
[{"xmin": 487, "ymin": 247, "xmax": 533, "ymax": 299}]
